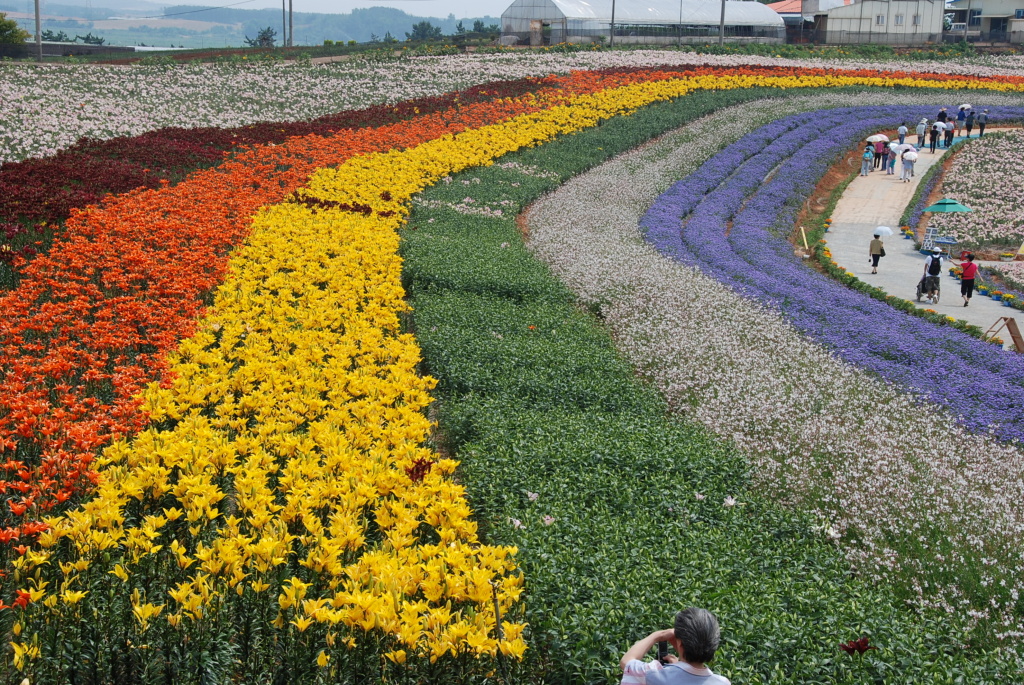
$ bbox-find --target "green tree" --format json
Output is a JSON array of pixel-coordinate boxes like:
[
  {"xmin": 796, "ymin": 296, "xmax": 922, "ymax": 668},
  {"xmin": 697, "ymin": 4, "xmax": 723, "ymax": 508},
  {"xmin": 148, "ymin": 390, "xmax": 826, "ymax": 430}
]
[
  {"xmin": 42, "ymin": 29, "xmax": 71, "ymax": 41},
  {"xmin": 455, "ymin": 20, "xmax": 466, "ymax": 35},
  {"xmin": 243, "ymin": 26, "xmax": 276, "ymax": 47},
  {"xmin": 74, "ymin": 32, "xmax": 105, "ymax": 45},
  {"xmin": 0, "ymin": 12, "xmax": 30, "ymax": 44},
  {"xmin": 405, "ymin": 20, "xmax": 442, "ymax": 41},
  {"xmin": 472, "ymin": 19, "xmax": 485, "ymax": 32}
]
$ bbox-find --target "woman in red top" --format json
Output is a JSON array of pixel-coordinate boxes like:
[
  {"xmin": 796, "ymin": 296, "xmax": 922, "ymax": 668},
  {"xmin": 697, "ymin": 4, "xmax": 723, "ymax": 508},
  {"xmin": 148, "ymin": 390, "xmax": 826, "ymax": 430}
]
[{"xmin": 955, "ymin": 253, "xmax": 980, "ymax": 306}]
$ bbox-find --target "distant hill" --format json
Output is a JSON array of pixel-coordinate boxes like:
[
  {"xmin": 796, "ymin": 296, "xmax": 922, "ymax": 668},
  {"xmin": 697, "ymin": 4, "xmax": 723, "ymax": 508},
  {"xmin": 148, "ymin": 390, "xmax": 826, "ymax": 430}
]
[{"xmin": 0, "ymin": 2, "xmax": 501, "ymax": 48}]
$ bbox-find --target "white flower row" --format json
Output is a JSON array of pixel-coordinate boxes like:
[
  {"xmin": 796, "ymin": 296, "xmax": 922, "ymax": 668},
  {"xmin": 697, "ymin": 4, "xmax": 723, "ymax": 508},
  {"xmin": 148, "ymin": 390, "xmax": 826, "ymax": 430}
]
[
  {"xmin": 4, "ymin": 50, "xmax": 1024, "ymax": 163},
  {"xmin": 524, "ymin": 89, "xmax": 1024, "ymax": 643},
  {"xmin": 989, "ymin": 261, "xmax": 1024, "ymax": 290}
]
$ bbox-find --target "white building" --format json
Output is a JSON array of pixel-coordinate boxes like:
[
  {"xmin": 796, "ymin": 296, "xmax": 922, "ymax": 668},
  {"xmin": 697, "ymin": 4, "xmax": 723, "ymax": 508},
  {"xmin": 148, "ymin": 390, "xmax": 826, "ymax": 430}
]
[
  {"xmin": 500, "ymin": 0, "xmax": 785, "ymax": 46},
  {"xmin": 947, "ymin": 0, "xmax": 1024, "ymax": 43},
  {"xmin": 803, "ymin": 0, "xmax": 945, "ymax": 44}
]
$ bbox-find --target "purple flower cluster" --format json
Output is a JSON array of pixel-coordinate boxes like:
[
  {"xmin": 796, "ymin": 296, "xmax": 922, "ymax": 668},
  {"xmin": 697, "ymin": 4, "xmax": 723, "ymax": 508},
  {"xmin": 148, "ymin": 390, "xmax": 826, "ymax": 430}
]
[{"xmin": 641, "ymin": 105, "xmax": 1024, "ymax": 444}]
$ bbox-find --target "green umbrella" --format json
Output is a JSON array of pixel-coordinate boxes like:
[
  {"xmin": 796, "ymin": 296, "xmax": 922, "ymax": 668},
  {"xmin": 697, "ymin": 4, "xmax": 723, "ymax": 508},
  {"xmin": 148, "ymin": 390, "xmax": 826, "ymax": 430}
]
[{"xmin": 922, "ymin": 198, "xmax": 972, "ymax": 213}]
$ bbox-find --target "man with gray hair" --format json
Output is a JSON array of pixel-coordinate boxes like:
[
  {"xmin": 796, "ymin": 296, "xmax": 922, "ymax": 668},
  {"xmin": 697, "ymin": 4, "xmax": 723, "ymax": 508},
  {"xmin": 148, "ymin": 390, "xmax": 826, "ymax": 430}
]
[{"xmin": 619, "ymin": 608, "xmax": 730, "ymax": 684}]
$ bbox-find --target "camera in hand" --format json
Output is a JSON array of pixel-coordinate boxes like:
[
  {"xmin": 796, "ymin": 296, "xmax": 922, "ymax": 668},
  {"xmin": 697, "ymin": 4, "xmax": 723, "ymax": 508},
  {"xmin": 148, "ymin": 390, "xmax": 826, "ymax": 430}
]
[{"xmin": 657, "ymin": 641, "xmax": 669, "ymax": 664}]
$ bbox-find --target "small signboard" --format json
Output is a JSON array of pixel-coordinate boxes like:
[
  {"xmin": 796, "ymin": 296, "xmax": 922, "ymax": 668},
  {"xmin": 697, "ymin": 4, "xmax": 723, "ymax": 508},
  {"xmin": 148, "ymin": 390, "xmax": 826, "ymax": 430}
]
[{"xmin": 920, "ymin": 227, "xmax": 958, "ymax": 255}]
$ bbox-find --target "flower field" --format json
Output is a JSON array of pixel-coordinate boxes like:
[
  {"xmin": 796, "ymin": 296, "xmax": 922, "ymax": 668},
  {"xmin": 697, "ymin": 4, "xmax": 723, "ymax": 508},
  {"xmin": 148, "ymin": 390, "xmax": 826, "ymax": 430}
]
[
  {"xmin": 6, "ymin": 52, "xmax": 1024, "ymax": 164},
  {"xmin": 527, "ymin": 91, "xmax": 1024, "ymax": 652},
  {"xmin": 926, "ymin": 128, "xmax": 1024, "ymax": 248},
  {"xmin": 3, "ymin": 56, "xmax": 1024, "ymax": 683},
  {"xmin": 992, "ymin": 261, "xmax": 1024, "ymax": 290}
]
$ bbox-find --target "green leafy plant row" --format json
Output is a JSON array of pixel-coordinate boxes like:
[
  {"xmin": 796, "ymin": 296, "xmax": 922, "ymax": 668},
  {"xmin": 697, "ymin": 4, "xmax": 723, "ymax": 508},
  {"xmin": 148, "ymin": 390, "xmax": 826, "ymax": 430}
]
[{"xmin": 401, "ymin": 88, "xmax": 1017, "ymax": 683}]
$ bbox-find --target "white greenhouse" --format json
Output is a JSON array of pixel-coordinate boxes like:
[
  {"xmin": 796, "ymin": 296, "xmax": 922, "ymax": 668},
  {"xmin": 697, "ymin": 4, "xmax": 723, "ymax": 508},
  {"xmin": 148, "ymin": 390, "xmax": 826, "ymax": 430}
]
[{"xmin": 500, "ymin": 0, "xmax": 785, "ymax": 46}]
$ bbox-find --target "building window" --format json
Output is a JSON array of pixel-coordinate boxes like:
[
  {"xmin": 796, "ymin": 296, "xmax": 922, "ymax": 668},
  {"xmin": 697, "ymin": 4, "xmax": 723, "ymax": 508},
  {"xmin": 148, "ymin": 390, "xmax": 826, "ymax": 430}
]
[
  {"xmin": 875, "ymin": 14, "xmax": 886, "ymax": 25},
  {"xmin": 895, "ymin": 14, "xmax": 904, "ymax": 25},
  {"xmin": 969, "ymin": 8, "xmax": 981, "ymax": 26},
  {"xmin": 912, "ymin": 14, "xmax": 921, "ymax": 25},
  {"xmin": 1016, "ymin": 9, "xmax": 1024, "ymax": 19}
]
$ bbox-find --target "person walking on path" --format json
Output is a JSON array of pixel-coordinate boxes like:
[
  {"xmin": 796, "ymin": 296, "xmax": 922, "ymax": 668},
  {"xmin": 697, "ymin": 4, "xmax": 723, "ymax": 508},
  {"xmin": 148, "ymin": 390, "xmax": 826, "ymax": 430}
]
[
  {"xmin": 953, "ymin": 252, "xmax": 979, "ymax": 306},
  {"xmin": 944, "ymin": 120, "xmax": 955, "ymax": 148},
  {"xmin": 916, "ymin": 118, "xmax": 928, "ymax": 146},
  {"xmin": 869, "ymin": 233, "xmax": 885, "ymax": 274},
  {"xmin": 887, "ymin": 144, "xmax": 898, "ymax": 175},
  {"xmin": 922, "ymin": 248, "xmax": 944, "ymax": 303},
  {"xmin": 978, "ymin": 109, "xmax": 988, "ymax": 136},
  {"xmin": 897, "ymin": 123, "xmax": 908, "ymax": 145},
  {"xmin": 874, "ymin": 140, "xmax": 886, "ymax": 170},
  {"xmin": 956, "ymin": 106, "xmax": 968, "ymax": 135},
  {"xmin": 860, "ymin": 145, "xmax": 874, "ymax": 176},
  {"xmin": 937, "ymin": 107, "xmax": 948, "ymax": 124},
  {"xmin": 930, "ymin": 121, "xmax": 942, "ymax": 152},
  {"xmin": 965, "ymin": 109, "xmax": 976, "ymax": 138},
  {"xmin": 900, "ymin": 150, "xmax": 916, "ymax": 182}
]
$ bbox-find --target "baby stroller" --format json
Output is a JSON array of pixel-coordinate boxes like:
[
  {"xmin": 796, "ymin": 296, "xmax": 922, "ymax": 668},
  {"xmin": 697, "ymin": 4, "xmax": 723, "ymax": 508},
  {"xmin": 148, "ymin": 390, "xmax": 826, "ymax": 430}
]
[{"xmin": 916, "ymin": 275, "xmax": 940, "ymax": 303}]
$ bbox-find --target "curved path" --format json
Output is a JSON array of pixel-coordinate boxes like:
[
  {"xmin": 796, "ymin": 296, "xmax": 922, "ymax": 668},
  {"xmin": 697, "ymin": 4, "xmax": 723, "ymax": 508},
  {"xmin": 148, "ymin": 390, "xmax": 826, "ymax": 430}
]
[{"xmin": 825, "ymin": 131, "xmax": 1018, "ymax": 348}]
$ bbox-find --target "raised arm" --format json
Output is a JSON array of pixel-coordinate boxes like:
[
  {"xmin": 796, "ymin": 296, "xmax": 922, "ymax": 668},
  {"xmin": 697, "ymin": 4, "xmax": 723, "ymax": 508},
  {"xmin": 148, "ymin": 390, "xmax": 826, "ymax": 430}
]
[{"xmin": 620, "ymin": 628, "xmax": 676, "ymax": 671}]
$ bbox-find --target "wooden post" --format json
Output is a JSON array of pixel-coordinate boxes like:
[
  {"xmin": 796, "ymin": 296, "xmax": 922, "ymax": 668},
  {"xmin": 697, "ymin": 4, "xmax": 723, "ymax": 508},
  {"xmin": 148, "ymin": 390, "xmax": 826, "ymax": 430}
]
[{"xmin": 800, "ymin": 226, "xmax": 809, "ymax": 251}]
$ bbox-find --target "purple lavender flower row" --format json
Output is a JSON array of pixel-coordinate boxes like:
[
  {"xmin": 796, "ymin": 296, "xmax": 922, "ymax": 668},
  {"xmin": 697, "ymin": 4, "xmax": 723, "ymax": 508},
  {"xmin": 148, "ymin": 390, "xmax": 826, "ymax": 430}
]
[{"xmin": 641, "ymin": 105, "xmax": 1024, "ymax": 444}]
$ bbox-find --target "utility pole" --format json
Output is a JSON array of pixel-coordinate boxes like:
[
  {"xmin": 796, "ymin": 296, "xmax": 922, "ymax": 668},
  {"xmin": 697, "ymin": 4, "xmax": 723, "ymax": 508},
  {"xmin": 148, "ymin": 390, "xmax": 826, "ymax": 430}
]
[
  {"xmin": 963, "ymin": 0, "xmax": 972, "ymax": 41},
  {"xmin": 610, "ymin": 0, "xmax": 615, "ymax": 46},
  {"xmin": 33, "ymin": 0, "xmax": 41, "ymax": 61},
  {"xmin": 288, "ymin": 0, "xmax": 293, "ymax": 46},
  {"xmin": 678, "ymin": 0, "xmax": 682, "ymax": 47},
  {"xmin": 281, "ymin": 0, "xmax": 286, "ymax": 48},
  {"xmin": 718, "ymin": 0, "xmax": 726, "ymax": 45}
]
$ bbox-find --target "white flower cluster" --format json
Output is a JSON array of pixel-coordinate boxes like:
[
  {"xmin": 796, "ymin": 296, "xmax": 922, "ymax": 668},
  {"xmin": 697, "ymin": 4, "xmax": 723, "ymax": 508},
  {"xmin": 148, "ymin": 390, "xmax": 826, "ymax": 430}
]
[
  {"xmin": 928, "ymin": 129, "xmax": 1024, "ymax": 247},
  {"xmin": 525, "ymin": 89, "xmax": 1024, "ymax": 643},
  {"xmin": 989, "ymin": 261, "xmax": 1024, "ymax": 290}
]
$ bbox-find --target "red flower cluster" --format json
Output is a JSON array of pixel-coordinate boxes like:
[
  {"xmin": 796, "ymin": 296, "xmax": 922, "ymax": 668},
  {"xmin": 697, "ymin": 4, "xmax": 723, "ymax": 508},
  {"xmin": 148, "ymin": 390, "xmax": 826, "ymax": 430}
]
[{"xmin": 839, "ymin": 637, "xmax": 878, "ymax": 654}]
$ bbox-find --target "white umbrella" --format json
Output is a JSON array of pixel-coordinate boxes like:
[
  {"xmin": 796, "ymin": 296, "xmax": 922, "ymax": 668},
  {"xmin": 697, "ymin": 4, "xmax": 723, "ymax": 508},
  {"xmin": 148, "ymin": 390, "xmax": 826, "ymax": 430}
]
[
  {"xmin": 866, "ymin": 134, "xmax": 889, "ymax": 143},
  {"xmin": 889, "ymin": 143, "xmax": 908, "ymax": 153},
  {"xmin": 903, "ymin": 151, "xmax": 919, "ymax": 162},
  {"xmin": 959, "ymin": 103, "xmax": 972, "ymax": 110},
  {"xmin": 873, "ymin": 226, "xmax": 894, "ymax": 236}
]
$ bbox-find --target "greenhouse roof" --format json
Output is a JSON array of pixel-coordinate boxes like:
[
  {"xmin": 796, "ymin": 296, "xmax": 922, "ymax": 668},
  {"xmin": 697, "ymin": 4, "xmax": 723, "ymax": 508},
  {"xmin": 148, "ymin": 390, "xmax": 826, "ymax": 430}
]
[{"xmin": 524, "ymin": 0, "xmax": 785, "ymax": 25}]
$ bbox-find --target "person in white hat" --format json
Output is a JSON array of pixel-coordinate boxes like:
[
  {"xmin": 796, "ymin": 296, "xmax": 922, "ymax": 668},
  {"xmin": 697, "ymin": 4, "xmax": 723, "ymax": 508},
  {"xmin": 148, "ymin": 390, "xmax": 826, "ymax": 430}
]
[{"xmin": 922, "ymin": 248, "xmax": 944, "ymax": 303}]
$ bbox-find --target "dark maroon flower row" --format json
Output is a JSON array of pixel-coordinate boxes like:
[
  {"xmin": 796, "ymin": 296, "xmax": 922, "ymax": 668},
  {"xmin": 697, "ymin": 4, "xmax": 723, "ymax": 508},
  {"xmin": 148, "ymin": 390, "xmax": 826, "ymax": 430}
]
[{"xmin": 0, "ymin": 76, "xmax": 549, "ymax": 289}]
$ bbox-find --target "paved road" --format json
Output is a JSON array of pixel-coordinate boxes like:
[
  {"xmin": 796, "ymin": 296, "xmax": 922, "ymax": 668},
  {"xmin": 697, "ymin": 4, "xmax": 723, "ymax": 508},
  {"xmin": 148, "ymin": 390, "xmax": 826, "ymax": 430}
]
[{"xmin": 825, "ymin": 131, "xmax": 1018, "ymax": 349}]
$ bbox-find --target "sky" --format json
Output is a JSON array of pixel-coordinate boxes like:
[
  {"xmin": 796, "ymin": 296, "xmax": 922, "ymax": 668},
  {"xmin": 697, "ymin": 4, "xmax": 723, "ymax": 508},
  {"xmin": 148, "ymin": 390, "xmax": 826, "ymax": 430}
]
[{"xmin": 163, "ymin": 0, "xmax": 509, "ymax": 19}]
